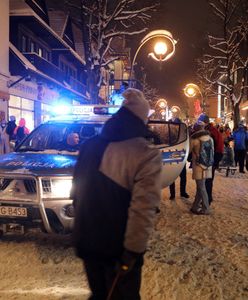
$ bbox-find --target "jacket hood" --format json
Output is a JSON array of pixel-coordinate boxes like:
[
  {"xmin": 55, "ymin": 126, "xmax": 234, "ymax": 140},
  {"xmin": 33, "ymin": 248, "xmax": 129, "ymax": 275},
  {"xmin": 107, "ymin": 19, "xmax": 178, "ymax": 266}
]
[
  {"xmin": 19, "ymin": 118, "xmax": 26, "ymax": 127},
  {"xmin": 100, "ymin": 107, "xmax": 147, "ymax": 142},
  {"xmin": 191, "ymin": 130, "xmax": 210, "ymax": 139}
]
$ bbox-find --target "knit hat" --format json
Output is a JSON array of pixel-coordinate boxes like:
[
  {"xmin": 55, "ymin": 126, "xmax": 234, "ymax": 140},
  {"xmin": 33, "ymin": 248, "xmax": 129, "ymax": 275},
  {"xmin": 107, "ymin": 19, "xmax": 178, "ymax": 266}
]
[
  {"xmin": 122, "ymin": 88, "xmax": 150, "ymax": 123},
  {"xmin": 197, "ymin": 113, "xmax": 209, "ymax": 125}
]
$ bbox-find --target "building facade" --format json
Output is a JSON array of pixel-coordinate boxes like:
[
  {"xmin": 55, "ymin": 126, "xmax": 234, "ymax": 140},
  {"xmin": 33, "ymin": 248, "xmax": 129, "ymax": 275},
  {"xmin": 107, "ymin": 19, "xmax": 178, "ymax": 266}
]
[
  {"xmin": 0, "ymin": 0, "xmax": 10, "ymax": 122},
  {"xmin": 1, "ymin": 0, "xmax": 89, "ymax": 131}
]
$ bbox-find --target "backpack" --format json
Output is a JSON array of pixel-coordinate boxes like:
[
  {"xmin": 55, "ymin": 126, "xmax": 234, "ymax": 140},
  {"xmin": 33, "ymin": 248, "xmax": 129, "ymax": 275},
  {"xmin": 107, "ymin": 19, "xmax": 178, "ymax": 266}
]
[{"xmin": 197, "ymin": 139, "xmax": 214, "ymax": 169}]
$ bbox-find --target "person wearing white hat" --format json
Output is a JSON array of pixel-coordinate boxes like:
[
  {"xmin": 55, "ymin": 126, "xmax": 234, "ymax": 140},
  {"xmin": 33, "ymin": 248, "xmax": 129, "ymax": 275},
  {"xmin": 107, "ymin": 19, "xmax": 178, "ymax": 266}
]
[{"xmin": 71, "ymin": 88, "xmax": 162, "ymax": 299}]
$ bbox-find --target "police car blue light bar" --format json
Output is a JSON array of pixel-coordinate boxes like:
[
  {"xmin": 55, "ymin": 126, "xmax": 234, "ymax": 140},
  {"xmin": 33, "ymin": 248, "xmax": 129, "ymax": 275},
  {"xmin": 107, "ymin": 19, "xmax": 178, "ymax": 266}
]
[{"xmin": 53, "ymin": 105, "xmax": 120, "ymax": 117}]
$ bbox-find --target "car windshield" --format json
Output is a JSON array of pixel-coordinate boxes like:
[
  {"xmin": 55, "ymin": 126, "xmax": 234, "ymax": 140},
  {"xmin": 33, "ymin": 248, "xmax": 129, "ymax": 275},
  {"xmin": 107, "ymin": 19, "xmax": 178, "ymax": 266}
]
[{"xmin": 16, "ymin": 123, "xmax": 103, "ymax": 153}]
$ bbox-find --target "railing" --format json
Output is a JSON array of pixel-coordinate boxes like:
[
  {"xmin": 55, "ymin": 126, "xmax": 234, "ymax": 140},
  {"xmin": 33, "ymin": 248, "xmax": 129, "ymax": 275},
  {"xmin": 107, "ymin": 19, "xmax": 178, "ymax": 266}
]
[
  {"xmin": 68, "ymin": 76, "xmax": 87, "ymax": 96},
  {"xmin": 23, "ymin": 53, "xmax": 86, "ymax": 95},
  {"xmin": 24, "ymin": 53, "xmax": 64, "ymax": 81},
  {"xmin": 109, "ymin": 79, "xmax": 143, "ymax": 93}
]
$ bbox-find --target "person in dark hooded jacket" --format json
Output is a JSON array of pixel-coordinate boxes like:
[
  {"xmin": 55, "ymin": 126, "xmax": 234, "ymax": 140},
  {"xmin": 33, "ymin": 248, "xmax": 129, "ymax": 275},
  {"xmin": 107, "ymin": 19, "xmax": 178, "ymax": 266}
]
[
  {"xmin": 232, "ymin": 123, "xmax": 248, "ymax": 173},
  {"xmin": 71, "ymin": 88, "xmax": 162, "ymax": 300},
  {"xmin": 6, "ymin": 115, "xmax": 17, "ymax": 141}
]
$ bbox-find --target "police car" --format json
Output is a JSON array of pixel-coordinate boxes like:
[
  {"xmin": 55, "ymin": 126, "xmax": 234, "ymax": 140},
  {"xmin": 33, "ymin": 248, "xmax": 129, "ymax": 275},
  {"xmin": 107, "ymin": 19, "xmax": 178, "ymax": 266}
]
[{"xmin": 0, "ymin": 105, "xmax": 189, "ymax": 235}]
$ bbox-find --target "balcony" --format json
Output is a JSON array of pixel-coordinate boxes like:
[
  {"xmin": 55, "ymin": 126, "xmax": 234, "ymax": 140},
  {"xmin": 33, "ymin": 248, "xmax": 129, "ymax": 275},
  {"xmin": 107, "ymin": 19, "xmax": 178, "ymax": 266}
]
[
  {"xmin": 109, "ymin": 79, "xmax": 143, "ymax": 93},
  {"xmin": 23, "ymin": 53, "xmax": 86, "ymax": 95}
]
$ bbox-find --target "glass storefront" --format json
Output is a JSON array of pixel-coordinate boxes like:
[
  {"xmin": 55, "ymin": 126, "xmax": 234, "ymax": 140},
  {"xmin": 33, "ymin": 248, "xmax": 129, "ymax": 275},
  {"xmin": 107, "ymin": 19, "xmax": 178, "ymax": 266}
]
[
  {"xmin": 9, "ymin": 95, "xmax": 34, "ymax": 131},
  {"xmin": 41, "ymin": 103, "xmax": 53, "ymax": 122}
]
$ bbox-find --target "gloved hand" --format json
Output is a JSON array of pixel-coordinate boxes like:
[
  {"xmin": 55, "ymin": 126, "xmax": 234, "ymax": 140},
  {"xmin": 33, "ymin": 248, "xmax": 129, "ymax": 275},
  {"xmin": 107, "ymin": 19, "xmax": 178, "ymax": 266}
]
[{"xmin": 116, "ymin": 249, "xmax": 142, "ymax": 276}]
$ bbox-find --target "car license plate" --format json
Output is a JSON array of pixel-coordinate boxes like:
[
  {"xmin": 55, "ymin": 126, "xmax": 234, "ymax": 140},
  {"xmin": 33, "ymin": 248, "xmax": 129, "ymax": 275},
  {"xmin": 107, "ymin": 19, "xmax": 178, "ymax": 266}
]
[{"xmin": 0, "ymin": 206, "xmax": 27, "ymax": 217}]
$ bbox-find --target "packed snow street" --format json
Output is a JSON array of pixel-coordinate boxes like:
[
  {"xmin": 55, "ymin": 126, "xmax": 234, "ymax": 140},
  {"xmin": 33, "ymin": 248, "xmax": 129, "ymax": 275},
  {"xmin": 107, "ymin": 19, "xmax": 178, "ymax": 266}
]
[
  {"xmin": 0, "ymin": 169, "xmax": 247, "ymax": 300},
  {"xmin": 0, "ymin": 0, "xmax": 248, "ymax": 299}
]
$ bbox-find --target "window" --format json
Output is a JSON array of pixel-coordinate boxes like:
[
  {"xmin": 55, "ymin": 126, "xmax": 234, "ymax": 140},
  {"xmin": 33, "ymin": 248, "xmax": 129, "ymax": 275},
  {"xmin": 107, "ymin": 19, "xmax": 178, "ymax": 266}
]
[
  {"xmin": 42, "ymin": 49, "xmax": 49, "ymax": 61},
  {"xmin": 21, "ymin": 35, "xmax": 27, "ymax": 52},
  {"xmin": 59, "ymin": 60, "xmax": 77, "ymax": 79},
  {"xmin": 22, "ymin": 98, "xmax": 34, "ymax": 110},
  {"xmin": 30, "ymin": 41, "xmax": 35, "ymax": 52},
  {"xmin": 9, "ymin": 95, "xmax": 21, "ymax": 108},
  {"xmin": 38, "ymin": 47, "xmax": 43, "ymax": 57},
  {"xmin": 41, "ymin": 103, "xmax": 53, "ymax": 122},
  {"xmin": 8, "ymin": 95, "xmax": 34, "ymax": 131},
  {"xmin": 146, "ymin": 122, "xmax": 186, "ymax": 146}
]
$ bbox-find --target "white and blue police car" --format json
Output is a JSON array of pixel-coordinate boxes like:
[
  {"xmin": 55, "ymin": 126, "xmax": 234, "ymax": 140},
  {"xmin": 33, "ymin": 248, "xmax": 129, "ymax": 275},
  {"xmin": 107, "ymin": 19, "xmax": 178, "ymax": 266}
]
[{"xmin": 0, "ymin": 105, "xmax": 189, "ymax": 235}]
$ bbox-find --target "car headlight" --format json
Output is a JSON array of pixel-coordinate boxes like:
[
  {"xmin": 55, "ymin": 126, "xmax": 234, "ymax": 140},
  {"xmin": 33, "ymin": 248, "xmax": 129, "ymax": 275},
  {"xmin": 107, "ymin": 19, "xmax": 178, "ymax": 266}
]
[{"xmin": 42, "ymin": 178, "xmax": 72, "ymax": 198}]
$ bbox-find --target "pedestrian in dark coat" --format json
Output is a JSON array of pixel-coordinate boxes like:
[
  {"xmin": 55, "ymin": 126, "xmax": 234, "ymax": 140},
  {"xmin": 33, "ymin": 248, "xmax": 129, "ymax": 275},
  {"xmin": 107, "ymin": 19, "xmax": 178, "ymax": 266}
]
[
  {"xmin": 71, "ymin": 88, "xmax": 162, "ymax": 300},
  {"xmin": 0, "ymin": 120, "xmax": 10, "ymax": 154},
  {"xmin": 232, "ymin": 123, "xmax": 248, "ymax": 173},
  {"xmin": 6, "ymin": 115, "xmax": 17, "ymax": 141}
]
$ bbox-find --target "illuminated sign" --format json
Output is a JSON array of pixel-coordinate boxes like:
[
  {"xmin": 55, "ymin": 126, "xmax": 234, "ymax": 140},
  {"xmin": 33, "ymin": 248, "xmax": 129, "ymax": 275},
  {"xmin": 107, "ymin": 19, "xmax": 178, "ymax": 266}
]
[{"xmin": 71, "ymin": 106, "xmax": 94, "ymax": 115}]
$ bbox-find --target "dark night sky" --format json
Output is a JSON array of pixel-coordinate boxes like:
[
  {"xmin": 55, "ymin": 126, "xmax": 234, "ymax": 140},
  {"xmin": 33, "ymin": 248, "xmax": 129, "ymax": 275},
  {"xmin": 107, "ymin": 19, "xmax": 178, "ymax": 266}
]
[{"xmin": 132, "ymin": 0, "xmax": 212, "ymax": 109}]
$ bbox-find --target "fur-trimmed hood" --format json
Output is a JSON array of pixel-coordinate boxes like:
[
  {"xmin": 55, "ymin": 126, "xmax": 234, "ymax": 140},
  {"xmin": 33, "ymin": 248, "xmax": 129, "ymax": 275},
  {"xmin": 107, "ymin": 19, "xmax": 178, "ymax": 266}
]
[{"xmin": 191, "ymin": 130, "xmax": 210, "ymax": 140}]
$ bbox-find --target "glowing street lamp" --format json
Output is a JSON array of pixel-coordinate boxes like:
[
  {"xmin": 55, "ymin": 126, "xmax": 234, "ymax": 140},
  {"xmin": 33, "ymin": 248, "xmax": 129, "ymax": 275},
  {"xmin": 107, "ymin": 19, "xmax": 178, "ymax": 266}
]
[
  {"xmin": 171, "ymin": 105, "xmax": 181, "ymax": 115},
  {"xmin": 183, "ymin": 83, "xmax": 205, "ymax": 113},
  {"xmin": 130, "ymin": 29, "xmax": 177, "ymax": 80},
  {"xmin": 154, "ymin": 42, "xmax": 167, "ymax": 56},
  {"xmin": 183, "ymin": 83, "xmax": 202, "ymax": 98},
  {"xmin": 155, "ymin": 98, "xmax": 168, "ymax": 120}
]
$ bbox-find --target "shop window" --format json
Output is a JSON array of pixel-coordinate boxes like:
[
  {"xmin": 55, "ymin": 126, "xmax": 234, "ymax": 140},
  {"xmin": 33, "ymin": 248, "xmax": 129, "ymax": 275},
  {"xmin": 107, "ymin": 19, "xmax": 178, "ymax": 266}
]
[
  {"xmin": 9, "ymin": 96, "xmax": 34, "ymax": 131},
  {"xmin": 9, "ymin": 95, "xmax": 21, "ymax": 108},
  {"xmin": 41, "ymin": 103, "xmax": 53, "ymax": 122},
  {"xmin": 22, "ymin": 98, "xmax": 34, "ymax": 110},
  {"xmin": 22, "ymin": 110, "xmax": 34, "ymax": 131}
]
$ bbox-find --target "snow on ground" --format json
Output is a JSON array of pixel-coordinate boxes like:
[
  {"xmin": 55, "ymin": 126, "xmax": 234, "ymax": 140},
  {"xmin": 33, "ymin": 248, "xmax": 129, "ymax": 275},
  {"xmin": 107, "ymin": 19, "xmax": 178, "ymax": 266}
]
[{"xmin": 0, "ymin": 169, "xmax": 247, "ymax": 300}]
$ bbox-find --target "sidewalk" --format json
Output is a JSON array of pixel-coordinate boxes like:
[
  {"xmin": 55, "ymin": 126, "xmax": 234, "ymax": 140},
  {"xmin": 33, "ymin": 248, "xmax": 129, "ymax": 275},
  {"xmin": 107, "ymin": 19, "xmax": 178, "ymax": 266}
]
[{"xmin": 141, "ymin": 169, "xmax": 248, "ymax": 299}]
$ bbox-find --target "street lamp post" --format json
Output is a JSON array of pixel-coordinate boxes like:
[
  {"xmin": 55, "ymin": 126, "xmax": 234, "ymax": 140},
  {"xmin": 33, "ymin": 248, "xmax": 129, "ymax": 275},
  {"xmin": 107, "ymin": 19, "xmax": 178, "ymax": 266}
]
[
  {"xmin": 183, "ymin": 83, "xmax": 205, "ymax": 113},
  {"xmin": 170, "ymin": 105, "xmax": 181, "ymax": 120},
  {"xmin": 130, "ymin": 29, "xmax": 177, "ymax": 85},
  {"xmin": 155, "ymin": 98, "xmax": 168, "ymax": 120}
]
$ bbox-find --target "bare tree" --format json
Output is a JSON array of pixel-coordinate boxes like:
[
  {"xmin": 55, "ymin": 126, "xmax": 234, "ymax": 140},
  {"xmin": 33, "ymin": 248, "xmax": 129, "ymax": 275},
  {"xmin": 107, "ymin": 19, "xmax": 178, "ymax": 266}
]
[
  {"xmin": 140, "ymin": 71, "xmax": 159, "ymax": 107},
  {"xmin": 197, "ymin": 0, "xmax": 248, "ymax": 127},
  {"xmin": 54, "ymin": 0, "xmax": 158, "ymax": 103}
]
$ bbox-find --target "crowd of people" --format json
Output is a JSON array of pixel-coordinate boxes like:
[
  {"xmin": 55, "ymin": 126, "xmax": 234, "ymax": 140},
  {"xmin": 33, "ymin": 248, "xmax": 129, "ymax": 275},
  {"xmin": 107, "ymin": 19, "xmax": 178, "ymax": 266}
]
[
  {"xmin": 170, "ymin": 113, "xmax": 248, "ymax": 216},
  {"xmin": 0, "ymin": 116, "xmax": 30, "ymax": 154},
  {"xmin": 0, "ymin": 91, "xmax": 247, "ymax": 299}
]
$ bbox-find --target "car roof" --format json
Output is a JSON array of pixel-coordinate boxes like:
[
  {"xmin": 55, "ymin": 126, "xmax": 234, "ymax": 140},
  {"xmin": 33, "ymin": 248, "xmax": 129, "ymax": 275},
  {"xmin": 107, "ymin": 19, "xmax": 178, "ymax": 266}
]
[{"xmin": 45, "ymin": 114, "xmax": 111, "ymax": 124}]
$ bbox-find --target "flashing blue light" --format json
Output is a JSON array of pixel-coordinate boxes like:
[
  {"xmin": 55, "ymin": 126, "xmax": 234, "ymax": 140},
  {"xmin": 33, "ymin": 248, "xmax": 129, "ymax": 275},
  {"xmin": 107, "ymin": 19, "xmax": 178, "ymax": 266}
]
[
  {"xmin": 108, "ymin": 107, "xmax": 120, "ymax": 114},
  {"xmin": 52, "ymin": 104, "xmax": 71, "ymax": 115},
  {"xmin": 51, "ymin": 104, "xmax": 120, "ymax": 118},
  {"xmin": 111, "ymin": 93, "xmax": 124, "ymax": 106}
]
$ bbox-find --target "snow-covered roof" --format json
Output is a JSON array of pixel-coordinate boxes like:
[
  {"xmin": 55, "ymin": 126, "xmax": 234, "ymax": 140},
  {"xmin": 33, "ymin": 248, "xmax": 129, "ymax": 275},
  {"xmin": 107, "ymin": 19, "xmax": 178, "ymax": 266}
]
[{"xmin": 48, "ymin": 10, "xmax": 67, "ymax": 37}]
